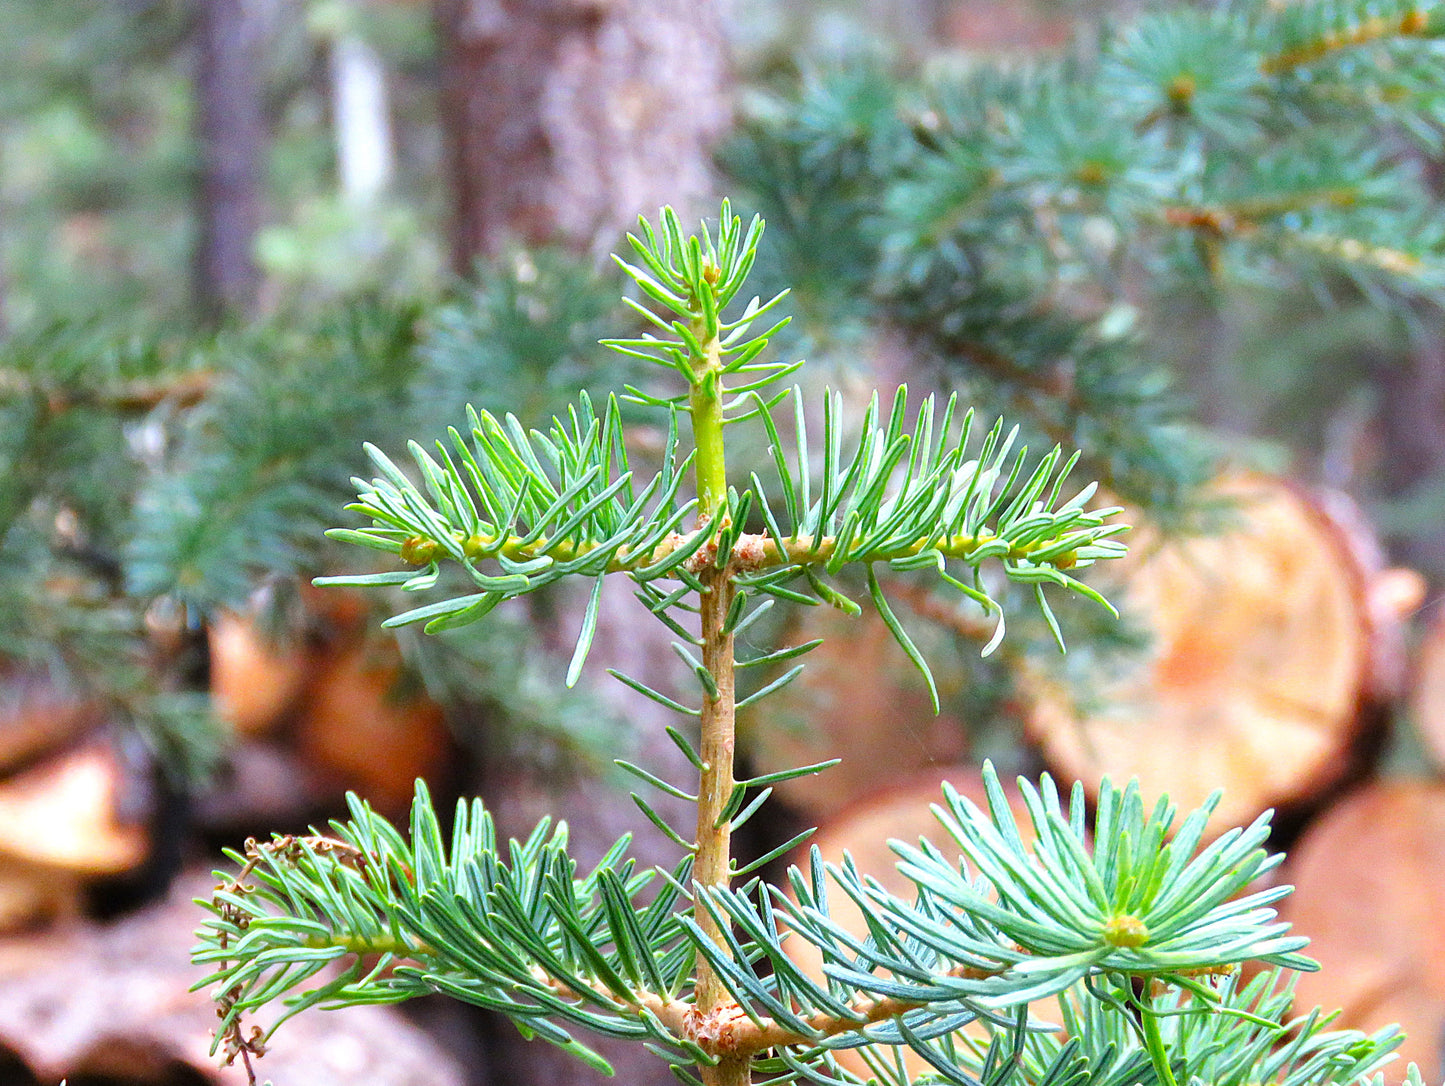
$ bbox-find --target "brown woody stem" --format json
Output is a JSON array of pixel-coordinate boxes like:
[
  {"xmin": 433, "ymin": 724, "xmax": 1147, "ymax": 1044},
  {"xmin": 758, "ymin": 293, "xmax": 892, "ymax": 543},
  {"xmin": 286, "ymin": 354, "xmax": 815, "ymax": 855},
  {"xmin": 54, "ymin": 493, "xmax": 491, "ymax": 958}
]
[{"xmin": 692, "ymin": 565, "xmax": 742, "ymax": 1086}]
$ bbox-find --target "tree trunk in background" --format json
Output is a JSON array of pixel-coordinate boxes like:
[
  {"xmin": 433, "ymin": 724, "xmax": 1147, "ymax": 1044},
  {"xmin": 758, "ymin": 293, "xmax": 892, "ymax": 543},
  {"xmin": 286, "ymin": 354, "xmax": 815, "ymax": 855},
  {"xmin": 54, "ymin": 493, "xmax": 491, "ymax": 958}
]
[
  {"xmin": 434, "ymin": 0, "xmax": 729, "ymax": 270},
  {"xmin": 193, "ymin": 0, "xmax": 265, "ymax": 322},
  {"xmin": 329, "ymin": 18, "xmax": 395, "ymax": 204},
  {"xmin": 473, "ymin": 583, "xmax": 706, "ymax": 1086},
  {"xmin": 1378, "ymin": 333, "xmax": 1445, "ymax": 581},
  {"xmin": 433, "ymin": 4, "xmax": 729, "ymax": 1083}
]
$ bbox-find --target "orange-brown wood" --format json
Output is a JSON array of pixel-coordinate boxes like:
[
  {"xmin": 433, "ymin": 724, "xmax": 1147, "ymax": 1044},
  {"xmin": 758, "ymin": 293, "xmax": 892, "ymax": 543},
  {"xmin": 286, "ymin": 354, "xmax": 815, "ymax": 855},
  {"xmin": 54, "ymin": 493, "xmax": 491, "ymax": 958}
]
[
  {"xmin": 293, "ymin": 633, "xmax": 450, "ymax": 818},
  {"xmin": 1315, "ymin": 488, "xmax": 1427, "ymax": 703},
  {"xmin": 208, "ymin": 609, "xmax": 310, "ymax": 738},
  {"xmin": 1278, "ymin": 780, "xmax": 1445, "ymax": 1084},
  {"xmin": 744, "ymin": 609, "xmax": 969, "ymax": 820},
  {"xmin": 0, "ymin": 872, "xmax": 468, "ymax": 1085},
  {"xmin": 0, "ymin": 744, "xmax": 148, "ymax": 931},
  {"xmin": 1026, "ymin": 476, "xmax": 1378, "ymax": 836},
  {"xmin": 0, "ymin": 670, "xmax": 98, "ymax": 778},
  {"xmin": 0, "ymin": 744, "xmax": 147, "ymax": 876},
  {"xmin": 1412, "ymin": 603, "xmax": 1445, "ymax": 771},
  {"xmin": 209, "ymin": 588, "xmax": 453, "ymax": 819}
]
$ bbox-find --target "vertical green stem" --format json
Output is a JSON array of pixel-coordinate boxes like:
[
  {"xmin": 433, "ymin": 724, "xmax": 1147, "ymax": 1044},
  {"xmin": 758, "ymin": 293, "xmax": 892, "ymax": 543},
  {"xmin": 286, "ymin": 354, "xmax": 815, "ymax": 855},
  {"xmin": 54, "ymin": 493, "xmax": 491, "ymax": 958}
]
[
  {"xmin": 691, "ymin": 335, "xmax": 728, "ymax": 512},
  {"xmin": 687, "ymin": 311, "xmax": 750, "ymax": 1086},
  {"xmin": 1140, "ymin": 992, "xmax": 1180, "ymax": 1086}
]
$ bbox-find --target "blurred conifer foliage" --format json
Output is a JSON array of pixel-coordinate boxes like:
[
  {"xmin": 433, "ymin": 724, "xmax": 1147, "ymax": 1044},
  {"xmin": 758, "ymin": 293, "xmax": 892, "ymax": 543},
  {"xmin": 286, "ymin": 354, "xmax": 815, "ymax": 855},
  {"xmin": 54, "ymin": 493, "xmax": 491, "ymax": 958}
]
[
  {"xmin": 722, "ymin": 0, "xmax": 1445, "ymax": 539},
  {"xmin": 0, "ymin": 253, "xmax": 631, "ymax": 782},
  {"xmin": 0, "ymin": 0, "xmax": 442, "ymax": 324},
  {"xmin": 0, "ymin": 0, "xmax": 1441, "ymax": 807}
]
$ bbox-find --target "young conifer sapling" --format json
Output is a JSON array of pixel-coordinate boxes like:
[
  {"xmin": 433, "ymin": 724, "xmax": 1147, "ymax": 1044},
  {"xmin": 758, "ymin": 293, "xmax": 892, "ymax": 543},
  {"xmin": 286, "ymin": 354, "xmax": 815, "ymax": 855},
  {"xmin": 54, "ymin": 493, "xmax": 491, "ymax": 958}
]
[{"xmin": 194, "ymin": 204, "xmax": 1417, "ymax": 1086}]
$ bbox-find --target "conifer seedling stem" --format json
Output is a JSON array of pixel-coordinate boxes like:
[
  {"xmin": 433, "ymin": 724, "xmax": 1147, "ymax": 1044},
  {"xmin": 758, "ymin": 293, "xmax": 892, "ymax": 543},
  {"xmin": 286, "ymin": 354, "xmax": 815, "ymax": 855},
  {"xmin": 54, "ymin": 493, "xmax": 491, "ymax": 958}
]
[
  {"xmin": 1141, "ymin": 988, "xmax": 1181, "ymax": 1086},
  {"xmin": 687, "ymin": 305, "xmax": 750, "ymax": 1086}
]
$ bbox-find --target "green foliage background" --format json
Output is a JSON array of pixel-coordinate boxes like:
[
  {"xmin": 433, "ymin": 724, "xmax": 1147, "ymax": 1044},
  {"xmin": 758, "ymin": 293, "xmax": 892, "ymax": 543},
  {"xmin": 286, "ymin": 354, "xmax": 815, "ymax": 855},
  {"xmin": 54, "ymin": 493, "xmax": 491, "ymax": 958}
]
[{"xmin": 0, "ymin": 0, "xmax": 1442, "ymax": 800}]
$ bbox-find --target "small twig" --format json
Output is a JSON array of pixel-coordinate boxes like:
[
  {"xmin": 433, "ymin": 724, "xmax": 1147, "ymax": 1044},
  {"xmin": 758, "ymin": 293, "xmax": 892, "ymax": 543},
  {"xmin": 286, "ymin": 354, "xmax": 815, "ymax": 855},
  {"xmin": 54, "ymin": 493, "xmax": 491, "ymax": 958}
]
[
  {"xmin": 1261, "ymin": 8, "xmax": 1432, "ymax": 74},
  {"xmin": 214, "ymin": 834, "xmax": 371, "ymax": 941},
  {"xmin": 533, "ymin": 960, "xmax": 1007, "ymax": 1061},
  {"xmin": 712, "ymin": 962, "xmax": 1006, "ymax": 1057},
  {"xmin": 209, "ymin": 834, "xmax": 376, "ymax": 1076},
  {"xmin": 0, "ymin": 369, "xmax": 215, "ymax": 413}
]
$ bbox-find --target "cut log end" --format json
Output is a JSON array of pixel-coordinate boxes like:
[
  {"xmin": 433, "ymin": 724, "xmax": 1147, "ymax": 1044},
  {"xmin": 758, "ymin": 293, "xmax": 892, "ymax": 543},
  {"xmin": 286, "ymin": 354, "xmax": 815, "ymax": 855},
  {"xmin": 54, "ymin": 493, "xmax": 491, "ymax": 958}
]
[
  {"xmin": 744, "ymin": 608, "xmax": 969, "ymax": 821},
  {"xmin": 208, "ymin": 609, "xmax": 310, "ymax": 739},
  {"xmin": 0, "ymin": 745, "xmax": 147, "ymax": 877},
  {"xmin": 207, "ymin": 588, "xmax": 454, "ymax": 822},
  {"xmin": 294, "ymin": 634, "xmax": 450, "ymax": 818},
  {"xmin": 1026, "ymin": 476, "xmax": 1385, "ymax": 835},
  {"xmin": 0, "ymin": 872, "xmax": 469, "ymax": 1085},
  {"xmin": 0, "ymin": 743, "xmax": 148, "ymax": 932},
  {"xmin": 1278, "ymin": 780, "xmax": 1445, "ymax": 1084}
]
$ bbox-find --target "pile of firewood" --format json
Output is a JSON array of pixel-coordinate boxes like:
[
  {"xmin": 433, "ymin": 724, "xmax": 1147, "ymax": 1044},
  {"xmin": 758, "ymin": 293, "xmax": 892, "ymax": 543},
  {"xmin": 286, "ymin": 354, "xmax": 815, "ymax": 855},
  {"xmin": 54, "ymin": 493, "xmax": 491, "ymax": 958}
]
[
  {"xmin": 206, "ymin": 589, "xmax": 453, "ymax": 824},
  {"xmin": 0, "ymin": 475, "xmax": 1439, "ymax": 1082},
  {"xmin": 0, "ymin": 592, "xmax": 461, "ymax": 1084}
]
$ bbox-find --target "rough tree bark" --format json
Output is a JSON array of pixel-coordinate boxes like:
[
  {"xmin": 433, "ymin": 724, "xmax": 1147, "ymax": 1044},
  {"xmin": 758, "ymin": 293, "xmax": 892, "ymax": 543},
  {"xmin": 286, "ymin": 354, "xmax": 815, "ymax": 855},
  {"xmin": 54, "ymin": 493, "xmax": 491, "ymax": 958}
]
[
  {"xmin": 1377, "ymin": 333, "xmax": 1445, "ymax": 580},
  {"xmin": 434, "ymin": 0, "xmax": 729, "ymax": 269},
  {"xmin": 193, "ymin": 0, "xmax": 266, "ymax": 322}
]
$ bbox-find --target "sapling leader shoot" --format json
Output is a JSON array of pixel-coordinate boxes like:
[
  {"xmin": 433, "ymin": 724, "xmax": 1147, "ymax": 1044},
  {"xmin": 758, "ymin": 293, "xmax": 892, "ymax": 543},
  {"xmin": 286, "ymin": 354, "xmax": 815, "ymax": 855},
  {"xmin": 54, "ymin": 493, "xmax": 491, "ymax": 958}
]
[{"xmin": 193, "ymin": 203, "xmax": 1415, "ymax": 1086}]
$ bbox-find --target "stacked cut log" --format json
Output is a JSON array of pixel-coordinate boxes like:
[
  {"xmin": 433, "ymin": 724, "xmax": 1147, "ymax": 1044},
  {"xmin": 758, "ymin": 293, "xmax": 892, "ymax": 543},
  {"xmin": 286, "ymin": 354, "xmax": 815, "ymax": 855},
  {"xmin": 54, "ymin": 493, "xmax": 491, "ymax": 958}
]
[
  {"xmin": 0, "ymin": 672, "xmax": 99, "ymax": 777},
  {"xmin": 1412, "ymin": 601, "xmax": 1445, "ymax": 770},
  {"xmin": 0, "ymin": 673, "xmax": 149, "ymax": 931},
  {"xmin": 1275, "ymin": 780, "xmax": 1445, "ymax": 1083},
  {"xmin": 0, "ymin": 587, "xmax": 453, "ymax": 927},
  {"xmin": 744, "ymin": 607, "xmax": 970, "ymax": 820},
  {"xmin": 0, "ymin": 604, "xmax": 468, "ymax": 1084},
  {"xmin": 1018, "ymin": 474, "xmax": 1445, "ymax": 1077},
  {"xmin": 206, "ymin": 587, "xmax": 453, "ymax": 824},
  {"xmin": 0, "ymin": 872, "xmax": 468, "ymax": 1086},
  {"xmin": 207, "ymin": 607, "xmax": 311, "ymax": 739},
  {"xmin": 757, "ymin": 473, "xmax": 1442, "ymax": 1082},
  {"xmin": 1024, "ymin": 476, "xmax": 1417, "ymax": 837}
]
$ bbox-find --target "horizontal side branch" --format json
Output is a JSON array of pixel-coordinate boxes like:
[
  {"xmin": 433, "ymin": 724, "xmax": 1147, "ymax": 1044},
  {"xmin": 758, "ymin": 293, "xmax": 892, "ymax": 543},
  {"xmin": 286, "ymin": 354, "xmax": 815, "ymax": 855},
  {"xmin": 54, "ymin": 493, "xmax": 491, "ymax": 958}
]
[
  {"xmin": 1261, "ymin": 8, "xmax": 1434, "ymax": 74},
  {"xmin": 394, "ymin": 526, "xmax": 1085, "ymax": 578},
  {"xmin": 697, "ymin": 962, "xmax": 1005, "ymax": 1058},
  {"xmin": 532, "ymin": 964, "xmax": 1005, "ymax": 1061}
]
